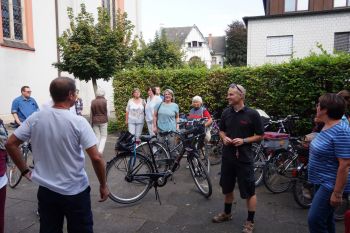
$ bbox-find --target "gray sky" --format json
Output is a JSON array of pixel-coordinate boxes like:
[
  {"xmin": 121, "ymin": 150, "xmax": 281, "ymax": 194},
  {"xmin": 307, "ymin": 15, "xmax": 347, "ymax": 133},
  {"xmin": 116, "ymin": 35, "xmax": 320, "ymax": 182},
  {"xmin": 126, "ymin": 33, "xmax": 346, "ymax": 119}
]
[{"xmin": 139, "ymin": 0, "xmax": 265, "ymax": 42}]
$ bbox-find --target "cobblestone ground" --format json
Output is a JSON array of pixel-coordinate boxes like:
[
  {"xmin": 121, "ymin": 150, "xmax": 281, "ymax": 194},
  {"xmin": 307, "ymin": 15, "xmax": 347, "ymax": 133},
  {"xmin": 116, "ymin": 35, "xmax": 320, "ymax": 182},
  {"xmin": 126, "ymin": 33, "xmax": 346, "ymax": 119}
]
[{"xmin": 5, "ymin": 133, "xmax": 344, "ymax": 233}]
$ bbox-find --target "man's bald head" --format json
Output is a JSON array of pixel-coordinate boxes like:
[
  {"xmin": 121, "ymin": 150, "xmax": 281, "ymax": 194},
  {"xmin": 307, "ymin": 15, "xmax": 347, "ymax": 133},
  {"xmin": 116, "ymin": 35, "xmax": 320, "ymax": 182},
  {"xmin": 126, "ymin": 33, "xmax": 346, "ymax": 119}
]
[{"xmin": 50, "ymin": 77, "xmax": 76, "ymax": 103}]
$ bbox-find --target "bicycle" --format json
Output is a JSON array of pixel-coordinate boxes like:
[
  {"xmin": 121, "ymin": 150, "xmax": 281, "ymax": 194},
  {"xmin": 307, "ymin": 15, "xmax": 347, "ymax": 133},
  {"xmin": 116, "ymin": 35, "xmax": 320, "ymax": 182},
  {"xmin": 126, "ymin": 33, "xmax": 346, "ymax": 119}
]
[
  {"xmin": 253, "ymin": 115, "xmax": 297, "ymax": 187},
  {"xmin": 106, "ymin": 120, "xmax": 212, "ymax": 204},
  {"xmin": 6, "ymin": 141, "xmax": 32, "ymax": 188},
  {"xmin": 262, "ymin": 115, "xmax": 302, "ymax": 193},
  {"xmin": 178, "ymin": 115, "xmax": 211, "ymax": 173},
  {"xmin": 154, "ymin": 119, "xmax": 210, "ymax": 174}
]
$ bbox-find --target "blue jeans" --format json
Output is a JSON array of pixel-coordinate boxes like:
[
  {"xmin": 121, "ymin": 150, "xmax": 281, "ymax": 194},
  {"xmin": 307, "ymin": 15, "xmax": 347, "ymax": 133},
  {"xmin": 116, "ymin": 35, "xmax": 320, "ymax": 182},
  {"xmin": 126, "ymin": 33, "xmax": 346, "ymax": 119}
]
[
  {"xmin": 308, "ymin": 185, "xmax": 335, "ymax": 233},
  {"xmin": 38, "ymin": 186, "xmax": 93, "ymax": 233}
]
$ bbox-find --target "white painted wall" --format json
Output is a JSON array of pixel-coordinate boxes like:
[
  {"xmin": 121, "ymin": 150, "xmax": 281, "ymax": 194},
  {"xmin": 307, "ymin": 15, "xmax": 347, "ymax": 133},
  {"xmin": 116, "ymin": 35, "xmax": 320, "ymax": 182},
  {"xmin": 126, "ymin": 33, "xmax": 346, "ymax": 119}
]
[
  {"xmin": 246, "ymin": 12, "xmax": 350, "ymax": 66},
  {"xmin": 0, "ymin": 0, "xmax": 139, "ymax": 121},
  {"xmin": 183, "ymin": 28, "xmax": 212, "ymax": 67}
]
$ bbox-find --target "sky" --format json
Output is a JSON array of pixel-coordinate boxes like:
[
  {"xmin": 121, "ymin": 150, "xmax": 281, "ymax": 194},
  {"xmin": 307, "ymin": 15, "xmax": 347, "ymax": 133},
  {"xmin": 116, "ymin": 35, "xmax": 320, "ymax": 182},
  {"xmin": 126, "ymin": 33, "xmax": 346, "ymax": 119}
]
[{"xmin": 139, "ymin": 0, "xmax": 265, "ymax": 42}]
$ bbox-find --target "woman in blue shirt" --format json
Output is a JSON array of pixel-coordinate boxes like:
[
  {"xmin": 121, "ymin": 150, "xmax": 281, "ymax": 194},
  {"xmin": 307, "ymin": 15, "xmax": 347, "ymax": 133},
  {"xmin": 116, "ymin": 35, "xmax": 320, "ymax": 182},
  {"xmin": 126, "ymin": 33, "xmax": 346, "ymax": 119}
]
[
  {"xmin": 308, "ymin": 93, "xmax": 350, "ymax": 233},
  {"xmin": 153, "ymin": 89, "xmax": 179, "ymax": 158}
]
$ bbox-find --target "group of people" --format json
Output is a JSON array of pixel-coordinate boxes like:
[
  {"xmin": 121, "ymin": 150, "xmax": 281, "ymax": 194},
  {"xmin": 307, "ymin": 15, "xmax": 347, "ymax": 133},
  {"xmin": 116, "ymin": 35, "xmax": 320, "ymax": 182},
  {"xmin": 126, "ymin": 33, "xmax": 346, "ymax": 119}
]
[
  {"xmin": 0, "ymin": 81, "xmax": 111, "ymax": 233},
  {"xmin": 125, "ymin": 86, "xmax": 213, "ymax": 158},
  {"xmin": 1, "ymin": 80, "xmax": 350, "ymax": 233}
]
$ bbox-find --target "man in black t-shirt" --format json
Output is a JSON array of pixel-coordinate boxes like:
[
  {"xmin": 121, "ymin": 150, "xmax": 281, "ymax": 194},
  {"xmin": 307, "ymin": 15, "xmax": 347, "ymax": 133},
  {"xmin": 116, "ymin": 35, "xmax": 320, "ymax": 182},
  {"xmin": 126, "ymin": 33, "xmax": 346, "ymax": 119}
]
[{"xmin": 212, "ymin": 84, "xmax": 263, "ymax": 233}]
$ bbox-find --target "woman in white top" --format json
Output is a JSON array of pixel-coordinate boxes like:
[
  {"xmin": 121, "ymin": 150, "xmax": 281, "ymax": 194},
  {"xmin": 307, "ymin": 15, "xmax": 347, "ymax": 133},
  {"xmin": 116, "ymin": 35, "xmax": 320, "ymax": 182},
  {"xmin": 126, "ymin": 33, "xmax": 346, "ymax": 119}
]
[
  {"xmin": 126, "ymin": 88, "xmax": 145, "ymax": 141},
  {"xmin": 145, "ymin": 87, "xmax": 162, "ymax": 136}
]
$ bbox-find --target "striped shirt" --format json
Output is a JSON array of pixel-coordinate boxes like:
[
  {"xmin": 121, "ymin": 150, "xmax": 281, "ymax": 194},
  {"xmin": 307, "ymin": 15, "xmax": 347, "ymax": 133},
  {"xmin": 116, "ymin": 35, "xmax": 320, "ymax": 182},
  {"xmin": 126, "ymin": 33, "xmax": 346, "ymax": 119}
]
[{"xmin": 308, "ymin": 121, "xmax": 350, "ymax": 192}]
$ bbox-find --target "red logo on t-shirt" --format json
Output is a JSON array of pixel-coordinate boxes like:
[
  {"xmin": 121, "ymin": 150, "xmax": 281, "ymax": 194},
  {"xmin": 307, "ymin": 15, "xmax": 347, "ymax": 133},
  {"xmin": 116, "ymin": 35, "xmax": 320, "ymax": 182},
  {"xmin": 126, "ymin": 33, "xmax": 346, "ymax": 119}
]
[{"xmin": 240, "ymin": 120, "xmax": 248, "ymax": 125}]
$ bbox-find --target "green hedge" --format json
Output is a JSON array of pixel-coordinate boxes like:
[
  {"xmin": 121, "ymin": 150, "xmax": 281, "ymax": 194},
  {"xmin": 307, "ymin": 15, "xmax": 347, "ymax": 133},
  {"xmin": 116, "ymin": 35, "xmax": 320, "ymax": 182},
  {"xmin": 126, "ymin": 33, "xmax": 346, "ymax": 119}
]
[{"xmin": 113, "ymin": 53, "xmax": 350, "ymax": 135}]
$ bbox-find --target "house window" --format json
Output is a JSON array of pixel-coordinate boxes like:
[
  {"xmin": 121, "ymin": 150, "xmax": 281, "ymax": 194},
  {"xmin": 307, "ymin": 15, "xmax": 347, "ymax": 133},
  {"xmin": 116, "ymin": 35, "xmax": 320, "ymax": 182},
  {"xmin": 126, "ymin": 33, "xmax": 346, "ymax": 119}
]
[
  {"xmin": 1, "ymin": 0, "xmax": 24, "ymax": 40},
  {"xmin": 266, "ymin": 35, "xmax": 293, "ymax": 56},
  {"xmin": 192, "ymin": 41, "xmax": 198, "ymax": 47},
  {"xmin": 212, "ymin": 56, "xmax": 217, "ymax": 64},
  {"xmin": 199, "ymin": 42, "xmax": 203, "ymax": 47},
  {"xmin": 188, "ymin": 42, "xmax": 191, "ymax": 47},
  {"xmin": 0, "ymin": 0, "xmax": 34, "ymax": 50},
  {"xmin": 334, "ymin": 0, "xmax": 350, "ymax": 7},
  {"xmin": 285, "ymin": 0, "xmax": 309, "ymax": 12},
  {"xmin": 334, "ymin": 32, "xmax": 350, "ymax": 53}
]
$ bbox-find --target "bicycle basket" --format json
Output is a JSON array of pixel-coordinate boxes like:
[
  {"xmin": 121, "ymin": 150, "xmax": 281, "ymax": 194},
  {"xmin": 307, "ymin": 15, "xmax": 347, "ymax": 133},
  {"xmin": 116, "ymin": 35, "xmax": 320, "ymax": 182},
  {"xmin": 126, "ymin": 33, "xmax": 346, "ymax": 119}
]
[{"xmin": 115, "ymin": 131, "xmax": 135, "ymax": 152}]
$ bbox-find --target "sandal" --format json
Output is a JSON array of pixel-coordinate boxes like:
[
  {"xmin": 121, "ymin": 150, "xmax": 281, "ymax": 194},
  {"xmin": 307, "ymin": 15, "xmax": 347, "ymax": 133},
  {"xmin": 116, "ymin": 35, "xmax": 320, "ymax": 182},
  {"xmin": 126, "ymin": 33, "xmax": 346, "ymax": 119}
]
[
  {"xmin": 242, "ymin": 221, "xmax": 254, "ymax": 233},
  {"xmin": 212, "ymin": 212, "xmax": 232, "ymax": 223}
]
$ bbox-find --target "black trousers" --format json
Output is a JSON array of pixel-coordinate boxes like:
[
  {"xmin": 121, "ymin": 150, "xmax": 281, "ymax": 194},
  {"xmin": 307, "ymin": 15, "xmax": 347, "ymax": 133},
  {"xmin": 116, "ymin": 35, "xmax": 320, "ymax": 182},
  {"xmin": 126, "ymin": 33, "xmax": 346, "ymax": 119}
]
[{"xmin": 38, "ymin": 186, "xmax": 93, "ymax": 233}]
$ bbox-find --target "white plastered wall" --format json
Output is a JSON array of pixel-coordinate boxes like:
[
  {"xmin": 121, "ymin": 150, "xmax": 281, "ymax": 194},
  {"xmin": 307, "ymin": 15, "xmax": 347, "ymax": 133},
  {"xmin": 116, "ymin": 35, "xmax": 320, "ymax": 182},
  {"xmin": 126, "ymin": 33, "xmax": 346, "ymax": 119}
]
[{"xmin": 247, "ymin": 12, "xmax": 350, "ymax": 66}]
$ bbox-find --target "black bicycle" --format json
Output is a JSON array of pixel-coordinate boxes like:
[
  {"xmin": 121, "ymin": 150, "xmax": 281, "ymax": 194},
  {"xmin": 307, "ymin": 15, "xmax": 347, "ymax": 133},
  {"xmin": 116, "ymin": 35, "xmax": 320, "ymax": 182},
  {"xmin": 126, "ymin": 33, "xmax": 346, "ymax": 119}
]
[{"xmin": 106, "ymin": 120, "xmax": 212, "ymax": 204}]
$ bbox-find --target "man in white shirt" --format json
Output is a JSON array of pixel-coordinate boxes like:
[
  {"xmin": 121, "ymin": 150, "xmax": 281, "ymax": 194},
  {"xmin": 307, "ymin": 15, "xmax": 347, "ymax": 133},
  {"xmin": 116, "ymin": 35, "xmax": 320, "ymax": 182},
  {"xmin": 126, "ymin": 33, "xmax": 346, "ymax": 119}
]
[{"xmin": 6, "ymin": 77, "xmax": 109, "ymax": 233}]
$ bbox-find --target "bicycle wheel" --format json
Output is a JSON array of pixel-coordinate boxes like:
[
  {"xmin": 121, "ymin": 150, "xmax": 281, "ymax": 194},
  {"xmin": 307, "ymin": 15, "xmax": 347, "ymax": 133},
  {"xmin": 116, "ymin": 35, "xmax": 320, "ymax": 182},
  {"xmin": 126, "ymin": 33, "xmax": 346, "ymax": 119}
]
[
  {"xmin": 136, "ymin": 141, "xmax": 171, "ymax": 171},
  {"xmin": 6, "ymin": 156, "xmax": 22, "ymax": 188},
  {"xmin": 106, "ymin": 152, "xmax": 153, "ymax": 204},
  {"xmin": 334, "ymin": 196, "xmax": 349, "ymax": 221},
  {"xmin": 292, "ymin": 178, "xmax": 313, "ymax": 209},
  {"xmin": 207, "ymin": 138, "xmax": 222, "ymax": 165},
  {"xmin": 6, "ymin": 144, "xmax": 30, "ymax": 188},
  {"xmin": 188, "ymin": 154, "xmax": 212, "ymax": 198},
  {"xmin": 253, "ymin": 144, "xmax": 265, "ymax": 186},
  {"xmin": 263, "ymin": 150, "xmax": 293, "ymax": 193}
]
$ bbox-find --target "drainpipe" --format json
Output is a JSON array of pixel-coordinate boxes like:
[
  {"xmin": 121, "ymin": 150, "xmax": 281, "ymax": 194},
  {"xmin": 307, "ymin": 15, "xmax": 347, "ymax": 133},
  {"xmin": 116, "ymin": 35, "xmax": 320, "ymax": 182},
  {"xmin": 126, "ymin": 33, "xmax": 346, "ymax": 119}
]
[{"xmin": 55, "ymin": 0, "xmax": 61, "ymax": 77}]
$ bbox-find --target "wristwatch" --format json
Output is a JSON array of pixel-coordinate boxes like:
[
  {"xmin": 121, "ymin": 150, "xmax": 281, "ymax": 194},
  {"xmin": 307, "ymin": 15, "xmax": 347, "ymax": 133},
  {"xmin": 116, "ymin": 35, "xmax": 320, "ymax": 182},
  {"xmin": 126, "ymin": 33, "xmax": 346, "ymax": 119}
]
[{"xmin": 243, "ymin": 138, "xmax": 248, "ymax": 144}]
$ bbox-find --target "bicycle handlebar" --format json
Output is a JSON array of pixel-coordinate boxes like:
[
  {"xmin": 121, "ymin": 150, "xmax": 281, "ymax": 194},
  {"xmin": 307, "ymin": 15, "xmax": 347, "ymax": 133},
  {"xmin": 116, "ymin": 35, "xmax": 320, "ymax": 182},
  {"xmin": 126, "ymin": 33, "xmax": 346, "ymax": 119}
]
[{"xmin": 268, "ymin": 115, "xmax": 299, "ymax": 124}]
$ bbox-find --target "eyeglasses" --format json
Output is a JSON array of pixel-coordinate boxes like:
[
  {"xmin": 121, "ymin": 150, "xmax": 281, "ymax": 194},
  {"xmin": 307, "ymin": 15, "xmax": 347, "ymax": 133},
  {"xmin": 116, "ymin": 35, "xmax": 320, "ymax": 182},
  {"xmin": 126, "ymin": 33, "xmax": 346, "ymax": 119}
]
[
  {"xmin": 24, "ymin": 91, "xmax": 32, "ymax": 93},
  {"xmin": 229, "ymin": 83, "xmax": 243, "ymax": 94}
]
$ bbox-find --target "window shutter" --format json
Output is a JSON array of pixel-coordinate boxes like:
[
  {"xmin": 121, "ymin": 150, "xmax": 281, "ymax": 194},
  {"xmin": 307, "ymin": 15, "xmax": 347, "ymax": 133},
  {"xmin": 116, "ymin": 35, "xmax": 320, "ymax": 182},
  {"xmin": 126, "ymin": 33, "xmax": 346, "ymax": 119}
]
[
  {"xmin": 266, "ymin": 36, "xmax": 293, "ymax": 56},
  {"xmin": 334, "ymin": 32, "xmax": 350, "ymax": 53}
]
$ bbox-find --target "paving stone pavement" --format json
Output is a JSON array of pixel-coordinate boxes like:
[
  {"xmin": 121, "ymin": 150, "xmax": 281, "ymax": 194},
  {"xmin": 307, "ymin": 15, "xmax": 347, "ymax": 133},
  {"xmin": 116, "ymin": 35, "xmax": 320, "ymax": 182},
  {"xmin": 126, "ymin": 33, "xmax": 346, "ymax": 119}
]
[{"xmin": 4, "ymin": 132, "xmax": 344, "ymax": 233}]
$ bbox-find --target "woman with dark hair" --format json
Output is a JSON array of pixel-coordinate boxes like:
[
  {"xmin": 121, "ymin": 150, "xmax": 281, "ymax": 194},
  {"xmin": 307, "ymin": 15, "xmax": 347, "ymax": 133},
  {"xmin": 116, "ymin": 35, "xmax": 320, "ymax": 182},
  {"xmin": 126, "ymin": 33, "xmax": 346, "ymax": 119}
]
[
  {"xmin": 308, "ymin": 93, "xmax": 350, "ymax": 233},
  {"xmin": 145, "ymin": 87, "xmax": 162, "ymax": 136}
]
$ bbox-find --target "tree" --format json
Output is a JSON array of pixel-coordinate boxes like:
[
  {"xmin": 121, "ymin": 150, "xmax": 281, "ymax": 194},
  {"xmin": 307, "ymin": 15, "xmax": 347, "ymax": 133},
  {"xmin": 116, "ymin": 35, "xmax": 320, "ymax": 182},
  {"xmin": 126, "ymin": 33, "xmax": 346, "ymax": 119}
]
[
  {"xmin": 225, "ymin": 20, "xmax": 247, "ymax": 66},
  {"xmin": 133, "ymin": 31, "xmax": 184, "ymax": 69},
  {"xmin": 54, "ymin": 4, "xmax": 136, "ymax": 93}
]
